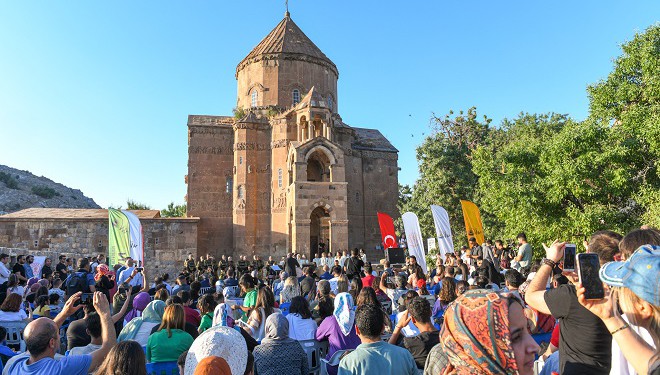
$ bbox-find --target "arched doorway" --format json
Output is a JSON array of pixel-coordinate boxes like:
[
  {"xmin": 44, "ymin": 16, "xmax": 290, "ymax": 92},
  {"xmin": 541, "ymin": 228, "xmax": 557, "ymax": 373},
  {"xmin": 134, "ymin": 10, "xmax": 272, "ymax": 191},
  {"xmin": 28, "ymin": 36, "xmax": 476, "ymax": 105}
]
[
  {"xmin": 306, "ymin": 149, "xmax": 331, "ymax": 182},
  {"xmin": 310, "ymin": 206, "xmax": 330, "ymax": 259}
]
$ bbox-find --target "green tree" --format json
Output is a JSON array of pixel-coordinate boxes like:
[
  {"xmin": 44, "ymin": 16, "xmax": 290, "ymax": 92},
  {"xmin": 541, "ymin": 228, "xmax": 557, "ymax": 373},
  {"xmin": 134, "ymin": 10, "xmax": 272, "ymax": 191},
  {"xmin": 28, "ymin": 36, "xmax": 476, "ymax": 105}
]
[
  {"xmin": 126, "ymin": 199, "xmax": 151, "ymax": 210},
  {"xmin": 587, "ymin": 24, "xmax": 660, "ymax": 227},
  {"xmin": 161, "ymin": 202, "xmax": 187, "ymax": 218},
  {"xmin": 399, "ymin": 107, "xmax": 491, "ymax": 249}
]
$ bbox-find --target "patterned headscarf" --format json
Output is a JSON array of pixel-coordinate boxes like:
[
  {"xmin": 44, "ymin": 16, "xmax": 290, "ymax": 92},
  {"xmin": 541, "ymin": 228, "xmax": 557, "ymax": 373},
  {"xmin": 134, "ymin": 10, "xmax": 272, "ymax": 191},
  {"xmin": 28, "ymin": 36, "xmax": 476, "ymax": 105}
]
[
  {"xmin": 440, "ymin": 289, "xmax": 520, "ymax": 375},
  {"xmin": 212, "ymin": 302, "xmax": 234, "ymax": 327},
  {"xmin": 333, "ymin": 292, "xmax": 355, "ymax": 336},
  {"xmin": 94, "ymin": 264, "xmax": 110, "ymax": 281}
]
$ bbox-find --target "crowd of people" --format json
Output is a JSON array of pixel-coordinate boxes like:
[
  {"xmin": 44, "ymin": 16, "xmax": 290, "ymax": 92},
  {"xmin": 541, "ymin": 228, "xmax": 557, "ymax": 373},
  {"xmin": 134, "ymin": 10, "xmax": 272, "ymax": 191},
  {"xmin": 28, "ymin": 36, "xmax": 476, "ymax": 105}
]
[{"xmin": 0, "ymin": 228, "xmax": 657, "ymax": 375}]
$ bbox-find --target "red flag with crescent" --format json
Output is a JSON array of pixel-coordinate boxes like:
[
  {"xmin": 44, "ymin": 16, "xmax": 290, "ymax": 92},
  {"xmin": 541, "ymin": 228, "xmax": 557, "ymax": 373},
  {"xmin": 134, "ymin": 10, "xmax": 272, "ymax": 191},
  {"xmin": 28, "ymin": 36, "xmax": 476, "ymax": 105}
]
[{"xmin": 377, "ymin": 212, "xmax": 398, "ymax": 249}]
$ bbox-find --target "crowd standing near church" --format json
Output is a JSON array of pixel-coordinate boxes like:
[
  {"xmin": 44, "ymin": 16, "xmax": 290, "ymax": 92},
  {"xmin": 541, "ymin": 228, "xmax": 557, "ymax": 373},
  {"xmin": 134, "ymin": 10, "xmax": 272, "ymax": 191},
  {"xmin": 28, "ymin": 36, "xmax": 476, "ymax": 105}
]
[{"xmin": 0, "ymin": 228, "xmax": 657, "ymax": 375}]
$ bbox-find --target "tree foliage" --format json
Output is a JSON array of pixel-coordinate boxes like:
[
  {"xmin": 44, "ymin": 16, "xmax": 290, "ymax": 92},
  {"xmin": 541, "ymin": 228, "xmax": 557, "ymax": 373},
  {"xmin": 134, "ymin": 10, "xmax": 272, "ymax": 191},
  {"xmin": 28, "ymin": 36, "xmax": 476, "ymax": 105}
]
[
  {"xmin": 161, "ymin": 202, "xmax": 187, "ymax": 218},
  {"xmin": 401, "ymin": 24, "xmax": 660, "ymax": 255},
  {"xmin": 126, "ymin": 199, "xmax": 151, "ymax": 210}
]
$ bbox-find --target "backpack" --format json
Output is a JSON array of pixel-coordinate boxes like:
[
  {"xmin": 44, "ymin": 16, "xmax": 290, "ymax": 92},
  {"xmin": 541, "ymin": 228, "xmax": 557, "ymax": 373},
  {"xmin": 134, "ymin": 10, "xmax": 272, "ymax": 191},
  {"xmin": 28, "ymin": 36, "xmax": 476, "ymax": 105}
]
[{"xmin": 65, "ymin": 271, "xmax": 89, "ymax": 296}]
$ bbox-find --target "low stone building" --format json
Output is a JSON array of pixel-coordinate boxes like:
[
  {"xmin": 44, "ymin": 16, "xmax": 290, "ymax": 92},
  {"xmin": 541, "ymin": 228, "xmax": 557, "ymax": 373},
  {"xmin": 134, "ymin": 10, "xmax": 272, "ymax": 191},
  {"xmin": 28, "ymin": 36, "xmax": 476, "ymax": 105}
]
[
  {"xmin": 0, "ymin": 208, "xmax": 198, "ymax": 277},
  {"xmin": 187, "ymin": 12, "xmax": 400, "ymax": 261}
]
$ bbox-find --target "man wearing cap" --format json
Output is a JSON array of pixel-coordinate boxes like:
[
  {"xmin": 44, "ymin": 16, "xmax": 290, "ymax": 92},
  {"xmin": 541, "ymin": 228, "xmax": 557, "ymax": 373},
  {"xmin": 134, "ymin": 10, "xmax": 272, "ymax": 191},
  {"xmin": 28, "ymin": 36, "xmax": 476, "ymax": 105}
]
[
  {"xmin": 578, "ymin": 244, "xmax": 660, "ymax": 375},
  {"xmin": 525, "ymin": 231, "xmax": 622, "ymax": 375}
]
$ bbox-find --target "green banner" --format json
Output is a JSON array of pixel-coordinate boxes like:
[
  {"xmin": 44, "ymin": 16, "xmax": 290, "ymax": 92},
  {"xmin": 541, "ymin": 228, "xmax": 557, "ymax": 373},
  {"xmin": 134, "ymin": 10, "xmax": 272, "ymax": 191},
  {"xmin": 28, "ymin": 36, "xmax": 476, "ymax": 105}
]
[{"xmin": 108, "ymin": 208, "xmax": 130, "ymax": 267}]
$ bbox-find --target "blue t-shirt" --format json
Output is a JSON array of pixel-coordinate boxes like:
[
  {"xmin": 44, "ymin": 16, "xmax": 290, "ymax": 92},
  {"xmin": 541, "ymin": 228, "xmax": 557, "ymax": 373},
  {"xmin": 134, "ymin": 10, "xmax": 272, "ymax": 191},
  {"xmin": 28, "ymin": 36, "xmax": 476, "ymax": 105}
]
[{"xmin": 7, "ymin": 354, "xmax": 92, "ymax": 375}]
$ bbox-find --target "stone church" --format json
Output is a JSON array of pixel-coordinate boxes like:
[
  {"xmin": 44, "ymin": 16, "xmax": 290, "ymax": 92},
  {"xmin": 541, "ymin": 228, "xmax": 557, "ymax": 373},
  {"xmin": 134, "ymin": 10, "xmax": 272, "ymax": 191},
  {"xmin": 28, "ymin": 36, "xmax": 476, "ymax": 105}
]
[{"xmin": 186, "ymin": 12, "xmax": 399, "ymax": 260}]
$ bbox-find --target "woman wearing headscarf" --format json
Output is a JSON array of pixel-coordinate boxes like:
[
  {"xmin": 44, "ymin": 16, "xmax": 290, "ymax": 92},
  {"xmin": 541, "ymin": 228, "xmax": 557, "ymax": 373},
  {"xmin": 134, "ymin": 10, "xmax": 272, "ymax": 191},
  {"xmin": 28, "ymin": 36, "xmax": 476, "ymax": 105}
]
[
  {"xmin": 95, "ymin": 264, "xmax": 115, "ymax": 303},
  {"xmin": 117, "ymin": 299, "xmax": 166, "ymax": 346},
  {"xmin": 253, "ymin": 313, "xmax": 308, "ymax": 375},
  {"xmin": 193, "ymin": 356, "xmax": 232, "ymax": 375},
  {"xmin": 123, "ymin": 291, "xmax": 150, "ymax": 324},
  {"xmin": 184, "ymin": 326, "xmax": 248, "ymax": 375},
  {"xmin": 315, "ymin": 292, "xmax": 361, "ymax": 375},
  {"xmin": 438, "ymin": 289, "xmax": 539, "ymax": 375}
]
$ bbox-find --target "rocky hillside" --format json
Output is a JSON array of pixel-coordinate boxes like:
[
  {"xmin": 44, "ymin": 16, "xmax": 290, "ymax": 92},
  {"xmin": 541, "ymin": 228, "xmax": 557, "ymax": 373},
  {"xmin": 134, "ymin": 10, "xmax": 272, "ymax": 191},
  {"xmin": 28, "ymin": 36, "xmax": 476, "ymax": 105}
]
[{"xmin": 0, "ymin": 165, "xmax": 100, "ymax": 214}]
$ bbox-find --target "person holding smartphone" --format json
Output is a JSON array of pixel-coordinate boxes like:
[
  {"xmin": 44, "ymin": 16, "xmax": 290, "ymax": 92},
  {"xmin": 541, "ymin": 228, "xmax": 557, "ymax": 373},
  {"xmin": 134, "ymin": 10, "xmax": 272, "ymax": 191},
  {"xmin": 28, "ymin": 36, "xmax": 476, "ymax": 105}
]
[
  {"xmin": 524, "ymin": 231, "xmax": 622, "ymax": 375},
  {"xmin": 577, "ymin": 244, "xmax": 660, "ymax": 375}
]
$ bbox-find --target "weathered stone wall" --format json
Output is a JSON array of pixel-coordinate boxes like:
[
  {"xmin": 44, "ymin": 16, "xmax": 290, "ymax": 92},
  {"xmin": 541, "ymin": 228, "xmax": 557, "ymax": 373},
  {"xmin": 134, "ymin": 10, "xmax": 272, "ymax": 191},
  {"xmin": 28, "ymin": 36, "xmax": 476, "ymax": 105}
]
[{"xmin": 0, "ymin": 217, "xmax": 198, "ymax": 277}]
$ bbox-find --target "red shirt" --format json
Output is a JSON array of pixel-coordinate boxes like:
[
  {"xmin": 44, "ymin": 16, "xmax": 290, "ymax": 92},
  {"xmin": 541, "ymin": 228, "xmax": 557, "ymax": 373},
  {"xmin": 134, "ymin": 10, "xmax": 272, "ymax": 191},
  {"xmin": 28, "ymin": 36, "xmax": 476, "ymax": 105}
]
[
  {"xmin": 550, "ymin": 322, "xmax": 560, "ymax": 347},
  {"xmin": 361, "ymin": 274, "xmax": 376, "ymax": 289},
  {"xmin": 184, "ymin": 305, "xmax": 201, "ymax": 326}
]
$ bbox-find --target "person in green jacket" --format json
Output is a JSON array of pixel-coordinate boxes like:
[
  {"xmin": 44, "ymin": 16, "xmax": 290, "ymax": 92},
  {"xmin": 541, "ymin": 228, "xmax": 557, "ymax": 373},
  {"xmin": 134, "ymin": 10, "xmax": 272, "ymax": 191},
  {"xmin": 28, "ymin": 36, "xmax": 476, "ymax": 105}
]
[
  {"xmin": 197, "ymin": 294, "xmax": 218, "ymax": 333},
  {"xmin": 147, "ymin": 304, "xmax": 194, "ymax": 363}
]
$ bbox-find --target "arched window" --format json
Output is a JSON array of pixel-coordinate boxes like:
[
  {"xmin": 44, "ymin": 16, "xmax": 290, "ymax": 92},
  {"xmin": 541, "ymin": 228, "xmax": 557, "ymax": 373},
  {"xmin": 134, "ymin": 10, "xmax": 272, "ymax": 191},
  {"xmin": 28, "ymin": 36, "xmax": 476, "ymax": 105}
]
[
  {"xmin": 278, "ymin": 168, "xmax": 283, "ymax": 188},
  {"xmin": 327, "ymin": 96, "xmax": 334, "ymax": 112},
  {"xmin": 226, "ymin": 177, "xmax": 233, "ymax": 194},
  {"xmin": 237, "ymin": 185, "xmax": 245, "ymax": 199},
  {"xmin": 292, "ymin": 89, "xmax": 301, "ymax": 105},
  {"xmin": 251, "ymin": 90, "xmax": 258, "ymax": 107}
]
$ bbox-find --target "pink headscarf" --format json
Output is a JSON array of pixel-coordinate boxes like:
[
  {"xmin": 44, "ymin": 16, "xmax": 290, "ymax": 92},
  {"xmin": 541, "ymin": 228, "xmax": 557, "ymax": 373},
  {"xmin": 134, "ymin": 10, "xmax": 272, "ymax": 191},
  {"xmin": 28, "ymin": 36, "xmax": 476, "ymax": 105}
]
[{"xmin": 95, "ymin": 264, "xmax": 110, "ymax": 281}]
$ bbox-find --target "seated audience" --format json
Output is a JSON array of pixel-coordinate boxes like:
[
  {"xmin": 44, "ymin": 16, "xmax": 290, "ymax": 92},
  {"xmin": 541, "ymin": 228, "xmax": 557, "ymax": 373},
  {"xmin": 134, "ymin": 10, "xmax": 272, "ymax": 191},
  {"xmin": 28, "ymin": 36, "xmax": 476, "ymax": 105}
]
[
  {"xmin": 0, "ymin": 326, "xmax": 18, "ymax": 365},
  {"xmin": 193, "ymin": 356, "xmax": 232, "ymax": 375},
  {"xmin": 315, "ymin": 293, "xmax": 361, "ymax": 375},
  {"xmin": 379, "ymin": 274, "xmax": 408, "ymax": 312},
  {"xmin": 394, "ymin": 291, "xmax": 420, "ymax": 338},
  {"xmin": 212, "ymin": 292, "xmax": 235, "ymax": 327},
  {"xmin": 432, "ymin": 277, "xmax": 457, "ymax": 327},
  {"xmin": 6, "ymin": 292, "xmax": 115, "ymax": 375},
  {"xmin": 438, "ymin": 289, "xmax": 539, "ymax": 374},
  {"xmin": 32, "ymin": 295, "xmax": 50, "ymax": 318},
  {"xmin": 47, "ymin": 294, "xmax": 61, "ymax": 314},
  {"xmin": 279, "ymin": 276, "xmax": 301, "ymax": 304},
  {"xmin": 312, "ymin": 280, "xmax": 334, "ymax": 325},
  {"xmin": 389, "ymin": 297, "xmax": 440, "ymax": 370},
  {"xmin": 197, "ymin": 293, "xmax": 217, "ymax": 333},
  {"xmin": 117, "ymin": 300, "xmax": 166, "ymax": 345},
  {"xmin": 338, "ymin": 304, "xmax": 417, "ymax": 375},
  {"xmin": 69, "ymin": 312, "xmax": 102, "ymax": 355},
  {"xmin": 320, "ymin": 265, "xmax": 333, "ymax": 280},
  {"xmin": 147, "ymin": 304, "xmax": 194, "ymax": 363},
  {"xmin": 95, "ymin": 340, "xmax": 146, "ymax": 375},
  {"xmin": 348, "ymin": 277, "xmax": 363, "ymax": 302},
  {"xmin": 253, "ymin": 313, "xmax": 308, "ymax": 375},
  {"xmin": 285, "ymin": 296, "xmax": 318, "ymax": 340},
  {"xmin": 123, "ymin": 291, "xmax": 150, "ymax": 325},
  {"xmin": 272, "ymin": 271, "xmax": 287, "ymax": 301},
  {"xmin": 0, "ymin": 293, "xmax": 30, "ymax": 322},
  {"xmin": 241, "ymin": 287, "xmax": 279, "ymax": 341},
  {"xmin": 178, "ymin": 290, "xmax": 202, "ymax": 326}
]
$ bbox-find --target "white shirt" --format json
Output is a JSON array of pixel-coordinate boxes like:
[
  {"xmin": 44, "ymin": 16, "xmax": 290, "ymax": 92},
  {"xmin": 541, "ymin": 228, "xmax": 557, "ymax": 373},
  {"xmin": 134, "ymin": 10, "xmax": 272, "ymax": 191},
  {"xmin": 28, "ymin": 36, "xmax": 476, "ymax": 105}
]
[
  {"xmin": 339, "ymin": 256, "xmax": 348, "ymax": 268},
  {"xmin": 0, "ymin": 309, "xmax": 27, "ymax": 321},
  {"xmin": 0, "ymin": 262, "xmax": 10, "ymax": 284},
  {"xmin": 610, "ymin": 315, "xmax": 655, "ymax": 375},
  {"xmin": 313, "ymin": 258, "xmax": 322, "ymax": 267},
  {"xmin": 69, "ymin": 343, "xmax": 101, "ymax": 356},
  {"xmin": 117, "ymin": 267, "xmax": 142, "ymax": 287},
  {"xmin": 285, "ymin": 313, "xmax": 318, "ymax": 341}
]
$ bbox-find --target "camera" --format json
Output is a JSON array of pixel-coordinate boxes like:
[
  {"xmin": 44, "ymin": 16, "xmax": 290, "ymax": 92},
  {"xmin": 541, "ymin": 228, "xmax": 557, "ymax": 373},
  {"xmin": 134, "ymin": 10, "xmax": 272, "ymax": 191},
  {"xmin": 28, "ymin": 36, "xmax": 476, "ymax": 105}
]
[
  {"xmin": 136, "ymin": 267, "xmax": 144, "ymax": 272},
  {"xmin": 80, "ymin": 293, "xmax": 94, "ymax": 305}
]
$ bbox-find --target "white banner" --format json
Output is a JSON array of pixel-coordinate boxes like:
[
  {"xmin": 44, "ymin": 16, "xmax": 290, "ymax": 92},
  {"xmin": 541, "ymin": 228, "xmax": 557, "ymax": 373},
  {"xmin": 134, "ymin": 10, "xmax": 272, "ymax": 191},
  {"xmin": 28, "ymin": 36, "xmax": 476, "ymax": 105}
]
[
  {"xmin": 402, "ymin": 212, "xmax": 427, "ymax": 274},
  {"xmin": 122, "ymin": 210, "xmax": 144, "ymax": 265},
  {"xmin": 431, "ymin": 205, "xmax": 454, "ymax": 262},
  {"xmin": 30, "ymin": 256, "xmax": 46, "ymax": 279}
]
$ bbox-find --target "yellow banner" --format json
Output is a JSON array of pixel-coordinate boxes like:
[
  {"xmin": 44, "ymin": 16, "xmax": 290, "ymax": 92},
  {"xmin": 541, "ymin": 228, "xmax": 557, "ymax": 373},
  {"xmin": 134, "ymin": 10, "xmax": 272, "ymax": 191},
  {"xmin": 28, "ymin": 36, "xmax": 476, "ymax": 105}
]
[{"xmin": 460, "ymin": 200, "xmax": 485, "ymax": 245}]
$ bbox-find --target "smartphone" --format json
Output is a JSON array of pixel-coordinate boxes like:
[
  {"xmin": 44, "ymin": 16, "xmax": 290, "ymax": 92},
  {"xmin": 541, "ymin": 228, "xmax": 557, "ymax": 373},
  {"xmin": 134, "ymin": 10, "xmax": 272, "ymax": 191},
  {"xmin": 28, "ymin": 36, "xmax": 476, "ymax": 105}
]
[
  {"xmin": 80, "ymin": 293, "xmax": 94, "ymax": 305},
  {"xmin": 563, "ymin": 244, "xmax": 576, "ymax": 272},
  {"xmin": 577, "ymin": 253, "xmax": 605, "ymax": 299}
]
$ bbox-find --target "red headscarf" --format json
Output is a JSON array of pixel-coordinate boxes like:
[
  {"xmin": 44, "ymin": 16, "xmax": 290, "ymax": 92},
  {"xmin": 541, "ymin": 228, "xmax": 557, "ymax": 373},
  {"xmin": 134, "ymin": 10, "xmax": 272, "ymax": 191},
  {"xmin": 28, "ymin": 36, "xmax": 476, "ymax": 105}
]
[
  {"xmin": 94, "ymin": 264, "xmax": 110, "ymax": 281},
  {"xmin": 440, "ymin": 290, "xmax": 521, "ymax": 375}
]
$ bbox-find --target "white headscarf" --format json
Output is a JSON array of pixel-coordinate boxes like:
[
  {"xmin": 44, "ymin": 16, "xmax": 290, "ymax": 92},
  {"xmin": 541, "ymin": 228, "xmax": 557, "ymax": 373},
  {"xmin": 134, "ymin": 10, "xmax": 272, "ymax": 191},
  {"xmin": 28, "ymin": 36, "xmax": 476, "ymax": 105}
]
[{"xmin": 333, "ymin": 292, "xmax": 356, "ymax": 336}]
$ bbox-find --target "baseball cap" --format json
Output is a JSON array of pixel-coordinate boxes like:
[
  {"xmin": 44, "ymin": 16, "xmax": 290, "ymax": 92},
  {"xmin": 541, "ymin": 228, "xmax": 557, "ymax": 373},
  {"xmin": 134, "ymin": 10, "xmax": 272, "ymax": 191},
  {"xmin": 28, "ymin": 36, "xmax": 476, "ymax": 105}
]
[{"xmin": 599, "ymin": 244, "xmax": 660, "ymax": 306}]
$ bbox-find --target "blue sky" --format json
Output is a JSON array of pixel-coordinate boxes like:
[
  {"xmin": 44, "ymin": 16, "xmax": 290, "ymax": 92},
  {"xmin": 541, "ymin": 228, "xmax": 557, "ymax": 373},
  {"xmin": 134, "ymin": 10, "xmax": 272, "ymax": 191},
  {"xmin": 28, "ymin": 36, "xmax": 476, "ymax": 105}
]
[{"xmin": 1, "ymin": 1, "xmax": 658, "ymax": 210}]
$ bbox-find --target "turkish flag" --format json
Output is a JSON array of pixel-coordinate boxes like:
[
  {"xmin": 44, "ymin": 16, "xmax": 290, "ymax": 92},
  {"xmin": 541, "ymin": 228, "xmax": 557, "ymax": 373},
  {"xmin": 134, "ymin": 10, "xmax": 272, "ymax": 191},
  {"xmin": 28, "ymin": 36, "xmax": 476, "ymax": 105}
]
[{"xmin": 377, "ymin": 212, "xmax": 398, "ymax": 249}]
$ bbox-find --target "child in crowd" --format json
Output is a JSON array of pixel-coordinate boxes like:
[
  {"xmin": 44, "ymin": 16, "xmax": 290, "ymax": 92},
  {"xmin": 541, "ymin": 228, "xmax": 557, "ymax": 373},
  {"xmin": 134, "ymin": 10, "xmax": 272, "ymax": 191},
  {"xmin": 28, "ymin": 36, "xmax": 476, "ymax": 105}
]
[
  {"xmin": 32, "ymin": 295, "xmax": 50, "ymax": 317},
  {"xmin": 48, "ymin": 294, "xmax": 61, "ymax": 314}
]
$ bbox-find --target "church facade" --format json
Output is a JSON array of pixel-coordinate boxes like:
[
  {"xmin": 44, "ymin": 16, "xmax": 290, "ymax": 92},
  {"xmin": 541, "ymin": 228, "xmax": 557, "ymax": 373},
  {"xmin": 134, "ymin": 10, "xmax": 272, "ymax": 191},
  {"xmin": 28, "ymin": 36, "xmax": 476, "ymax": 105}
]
[{"xmin": 186, "ymin": 12, "xmax": 399, "ymax": 260}]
